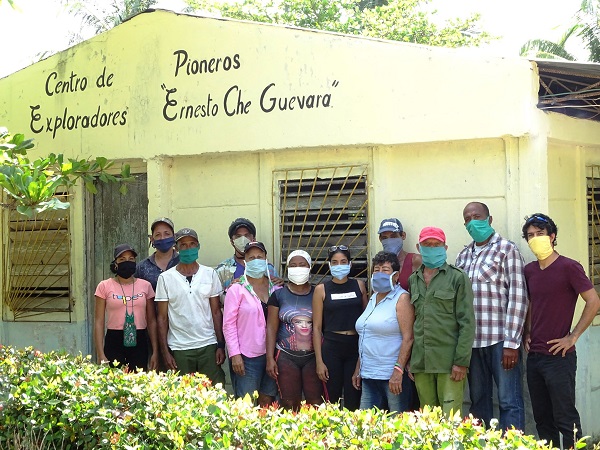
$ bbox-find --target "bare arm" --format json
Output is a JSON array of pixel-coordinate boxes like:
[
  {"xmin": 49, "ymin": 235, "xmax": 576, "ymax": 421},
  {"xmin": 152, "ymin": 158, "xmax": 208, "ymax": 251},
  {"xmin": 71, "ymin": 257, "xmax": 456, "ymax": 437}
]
[
  {"xmin": 312, "ymin": 284, "xmax": 328, "ymax": 382},
  {"xmin": 389, "ymin": 292, "xmax": 414, "ymax": 394},
  {"xmin": 523, "ymin": 304, "xmax": 532, "ymax": 352},
  {"xmin": 266, "ymin": 304, "xmax": 280, "ymax": 379},
  {"xmin": 357, "ymin": 279, "xmax": 368, "ymax": 309},
  {"xmin": 210, "ymin": 295, "xmax": 225, "ymax": 365},
  {"xmin": 548, "ymin": 288, "xmax": 600, "ymax": 356},
  {"xmin": 145, "ymin": 296, "xmax": 159, "ymax": 370},
  {"xmin": 94, "ymin": 296, "xmax": 107, "ymax": 364},
  {"xmin": 157, "ymin": 301, "xmax": 177, "ymax": 370}
]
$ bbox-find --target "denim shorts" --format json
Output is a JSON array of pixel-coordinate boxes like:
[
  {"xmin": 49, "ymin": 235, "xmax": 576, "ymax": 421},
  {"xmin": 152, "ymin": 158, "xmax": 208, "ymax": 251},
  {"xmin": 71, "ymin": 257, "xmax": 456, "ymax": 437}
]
[{"xmin": 233, "ymin": 354, "xmax": 277, "ymax": 398}]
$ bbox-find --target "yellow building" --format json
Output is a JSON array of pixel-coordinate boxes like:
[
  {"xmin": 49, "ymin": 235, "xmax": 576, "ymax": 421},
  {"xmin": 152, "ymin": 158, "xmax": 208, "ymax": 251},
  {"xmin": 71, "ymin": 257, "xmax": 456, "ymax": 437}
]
[{"xmin": 1, "ymin": 8, "xmax": 600, "ymax": 437}]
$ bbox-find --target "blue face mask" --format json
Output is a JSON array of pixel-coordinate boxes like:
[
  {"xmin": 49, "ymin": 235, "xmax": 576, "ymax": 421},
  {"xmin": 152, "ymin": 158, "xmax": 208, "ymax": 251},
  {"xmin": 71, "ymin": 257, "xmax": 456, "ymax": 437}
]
[
  {"xmin": 245, "ymin": 258, "xmax": 268, "ymax": 278},
  {"xmin": 371, "ymin": 271, "xmax": 396, "ymax": 293},
  {"xmin": 153, "ymin": 236, "xmax": 175, "ymax": 253},
  {"xmin": 329, "ymin": 263, "xmax": 351, "ymax": 280},
  {"xmin": 179, "ymin": 246, "xmax": 199, "ymax": 264},
  {"xmin": 419, "ymin": 245, "xmax": 447, "ymax": 269},
  {"xmin": 382, "ymin": 237, "xmax": 403, "ymax": 255},
  {"xmin": 465, "ymin": 218, "xmax": 494, "ymax": 243}
]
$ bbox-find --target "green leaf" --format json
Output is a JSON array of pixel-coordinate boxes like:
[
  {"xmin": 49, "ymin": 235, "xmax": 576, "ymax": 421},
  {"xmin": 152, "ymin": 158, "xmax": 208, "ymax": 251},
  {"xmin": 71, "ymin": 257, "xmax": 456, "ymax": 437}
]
[
  {"xmin": 16, "ymin": 204, "xmax": 34, "ymax": 218},
  {"xmin": 85, "ymin": 181, "xmax": 98, "ymax": 194}
]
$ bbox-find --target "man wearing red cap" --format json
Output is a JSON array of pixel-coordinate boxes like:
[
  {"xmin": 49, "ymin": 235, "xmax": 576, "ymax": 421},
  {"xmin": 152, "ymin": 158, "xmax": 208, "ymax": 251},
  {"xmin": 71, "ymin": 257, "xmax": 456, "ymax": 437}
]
[{"xmin": 408, "ymin": 227, "xmax": 475, "ymax": 416}]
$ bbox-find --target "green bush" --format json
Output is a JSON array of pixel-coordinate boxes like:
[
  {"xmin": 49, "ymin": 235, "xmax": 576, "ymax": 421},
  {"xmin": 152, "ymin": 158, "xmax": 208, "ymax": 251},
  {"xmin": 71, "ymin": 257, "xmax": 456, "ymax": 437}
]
[{"xmin": 0, "ymin": 345, "xmax": 580, "ymax": 449}]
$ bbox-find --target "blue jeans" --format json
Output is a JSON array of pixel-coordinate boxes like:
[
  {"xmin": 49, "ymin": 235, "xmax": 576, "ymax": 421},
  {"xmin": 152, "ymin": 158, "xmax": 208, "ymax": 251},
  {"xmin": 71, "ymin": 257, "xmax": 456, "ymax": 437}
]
[
  {"xmin": 468, "ymin": 342, "xmax": 525, "ymax": 431},
  {"xmin": 360, "ymin": 376, "xmax": 412, "ymax": 414},
  {"xmin": 232, "ymin": 354, "xmax": 277, "ymax": 398}
]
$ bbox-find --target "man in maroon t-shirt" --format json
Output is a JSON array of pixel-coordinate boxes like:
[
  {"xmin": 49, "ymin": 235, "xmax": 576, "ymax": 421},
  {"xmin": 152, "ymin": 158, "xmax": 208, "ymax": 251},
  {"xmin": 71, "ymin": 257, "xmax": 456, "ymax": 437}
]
[{"xmin": 522, "ymin": 213, "xmax": 600, "ymax": 449}]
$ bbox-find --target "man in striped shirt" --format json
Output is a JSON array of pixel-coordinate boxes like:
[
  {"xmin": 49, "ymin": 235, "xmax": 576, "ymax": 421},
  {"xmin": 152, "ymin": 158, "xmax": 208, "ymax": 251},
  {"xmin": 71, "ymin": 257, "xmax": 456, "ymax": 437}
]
[{"xmin": 455, "ymin": 202, "xmax": 528, "ymax": 432}]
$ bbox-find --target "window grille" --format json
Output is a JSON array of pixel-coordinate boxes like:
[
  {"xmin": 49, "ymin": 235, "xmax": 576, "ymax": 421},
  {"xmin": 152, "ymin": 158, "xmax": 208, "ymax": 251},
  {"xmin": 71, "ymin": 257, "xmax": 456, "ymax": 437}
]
[
  {"xmin": 276, "ymin": 166, "xmax": 369, "ymax": 285},
  {"xmin": 587, "ymin": 165, "xmax": 600, "ymax": 312},
  {"xmin": 2, "ymin": 192, "xmax": 72, "ymax": 322}
]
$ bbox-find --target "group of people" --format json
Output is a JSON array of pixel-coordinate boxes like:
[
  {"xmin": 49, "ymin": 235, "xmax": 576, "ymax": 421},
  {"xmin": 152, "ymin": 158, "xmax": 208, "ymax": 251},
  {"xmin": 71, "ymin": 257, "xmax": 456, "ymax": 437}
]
[{"xmin": 93, "ymin": 204, "xmax": 600, "ymax": 449}]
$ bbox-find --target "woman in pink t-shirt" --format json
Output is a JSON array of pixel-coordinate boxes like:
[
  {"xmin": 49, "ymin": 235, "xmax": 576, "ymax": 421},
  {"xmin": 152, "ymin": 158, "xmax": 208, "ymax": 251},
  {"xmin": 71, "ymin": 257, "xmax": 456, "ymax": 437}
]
[
  {"xmin": 94, "ymin": 244, "xmax": 158, "ymax": 371},
  {"xmin": 223, "ymin": 241, "xmax": 280, "ymax": 406}
]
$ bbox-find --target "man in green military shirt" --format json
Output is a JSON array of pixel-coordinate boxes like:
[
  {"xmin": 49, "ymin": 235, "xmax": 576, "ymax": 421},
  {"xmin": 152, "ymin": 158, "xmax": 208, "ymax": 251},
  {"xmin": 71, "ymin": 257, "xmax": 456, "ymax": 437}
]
[{"xmin": 408, "ymin": 226, "xmax": 475, "ymax": 416}]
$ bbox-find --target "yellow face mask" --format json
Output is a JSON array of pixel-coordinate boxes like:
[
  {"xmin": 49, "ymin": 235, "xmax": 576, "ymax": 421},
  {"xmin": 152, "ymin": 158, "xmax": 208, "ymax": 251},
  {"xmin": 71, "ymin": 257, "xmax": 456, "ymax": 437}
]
[{"xmin": 528, "ymin": 235, "xmax": 554, "ymax": 260}]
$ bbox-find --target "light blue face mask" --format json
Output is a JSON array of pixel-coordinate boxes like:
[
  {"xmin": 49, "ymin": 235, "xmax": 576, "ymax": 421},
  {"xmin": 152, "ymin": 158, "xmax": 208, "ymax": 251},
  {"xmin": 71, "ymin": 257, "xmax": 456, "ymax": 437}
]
[
  {"xmin": 371, "ymin": 271, "xmax": 396, "ymax": 293},
  {"xmin": 419, "ymin": 245, "xmax": 446, "ymax": 269},
  {"xmin": 465, "ymin": 218, "xmax": 494, "ymax": 243},
  {"xmin": 329, "ymin": 263, "xmax": 351, "ymax": 280},
  {"xmin": 245, "ymin": 258, "xmax": 268, "ymax": 278},
  {"xmin": 382, "ymin": 237, "xmax": 403, "ymax": 255}
]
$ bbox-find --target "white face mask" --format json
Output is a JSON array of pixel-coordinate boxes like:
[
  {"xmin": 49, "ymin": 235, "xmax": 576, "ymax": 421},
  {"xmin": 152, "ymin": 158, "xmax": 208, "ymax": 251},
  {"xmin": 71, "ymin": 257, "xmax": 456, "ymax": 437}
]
[
  {"xmin": 287, "ymin": 267, "xmax": 311, "ymax": 285},
  {"xmin": 233, "ymin": 236, "xmax": 251, "ymax": 254}
]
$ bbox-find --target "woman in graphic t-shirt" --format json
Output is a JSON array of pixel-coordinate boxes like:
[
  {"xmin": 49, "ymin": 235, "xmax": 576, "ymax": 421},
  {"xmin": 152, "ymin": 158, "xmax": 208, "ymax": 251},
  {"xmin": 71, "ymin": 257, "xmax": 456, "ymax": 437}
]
[
  {"xmin": 266, "ymin": 249, "xmax": 323, "ymax": 410},
  {"xmin": 94, "ymin": 244, "xmax": 158, "ymax": 371},
  {"xmin": 312, "ymin": 245, "xmax": 368, "ymax": 410}
]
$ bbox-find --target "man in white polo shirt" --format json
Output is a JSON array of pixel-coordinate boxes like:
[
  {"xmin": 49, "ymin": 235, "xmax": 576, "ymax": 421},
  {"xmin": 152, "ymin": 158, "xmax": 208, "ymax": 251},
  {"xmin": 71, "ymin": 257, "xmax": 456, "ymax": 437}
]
[{"xmin": 156, "ymin": 228, "xmax": 226, "ymax": 384}]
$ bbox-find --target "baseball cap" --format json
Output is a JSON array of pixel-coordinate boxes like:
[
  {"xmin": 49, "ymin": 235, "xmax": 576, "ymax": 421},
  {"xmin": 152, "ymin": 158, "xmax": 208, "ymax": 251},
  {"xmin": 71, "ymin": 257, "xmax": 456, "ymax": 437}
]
[
  {"xmin": 418, "ymin": 227, "xmax": 446, "ymax": 243},
  {"xmin": 175, "ymin": 228, "xmax": 199, "ymax": 242},
  {"xmin": 114, "ymin": 243, "xmax": 137, "ymax": 260},
  {"xmin": 228, "ymin": 218, "xmax": 257, "ymax": 238},
  {"xmin": 151, "ymin": 217, "xmax": 175, "ymax": 233},
  {"xmin": 378, "ymin": 218, "xmax": 403, "ymax": 234},
  {"xmin": 244, "ymin": 241, "xmax": 267, "ymax": 255}
]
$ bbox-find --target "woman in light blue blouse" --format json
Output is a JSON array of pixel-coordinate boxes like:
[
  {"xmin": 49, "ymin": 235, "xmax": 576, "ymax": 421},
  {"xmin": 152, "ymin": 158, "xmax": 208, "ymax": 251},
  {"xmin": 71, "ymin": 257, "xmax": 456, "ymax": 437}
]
[{"xmin": 353, "ymin": 251, "xmax": 415, "ymax": 413}]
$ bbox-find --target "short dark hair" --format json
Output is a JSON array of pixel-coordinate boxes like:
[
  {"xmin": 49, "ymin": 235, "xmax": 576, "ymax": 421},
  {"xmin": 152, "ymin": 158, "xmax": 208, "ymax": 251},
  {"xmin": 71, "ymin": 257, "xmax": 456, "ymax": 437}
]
[
  {"xmin": 522, "ymin": 213, "xmax": 558, "ymax": 245},
  {"xmin": 466, "ymin": 201, "xmax": 490, "ymax": 216},
  {"xmin": 371, "ymin": 251, "xmax": 400, "ymax": 272}
]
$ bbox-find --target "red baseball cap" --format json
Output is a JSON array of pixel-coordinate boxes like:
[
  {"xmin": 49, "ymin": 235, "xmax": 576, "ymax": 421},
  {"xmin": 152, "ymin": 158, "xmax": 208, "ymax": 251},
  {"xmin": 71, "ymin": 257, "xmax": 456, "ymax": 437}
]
[{"xmin": 418, "ymin": 227, "xmax": 446, "ymax": 243}]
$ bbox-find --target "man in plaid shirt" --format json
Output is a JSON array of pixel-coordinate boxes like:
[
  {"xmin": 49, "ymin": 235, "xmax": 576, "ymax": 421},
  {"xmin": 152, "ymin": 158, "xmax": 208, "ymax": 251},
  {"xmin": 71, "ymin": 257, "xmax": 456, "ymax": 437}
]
[{"xmin": 455, "ymin": 202, "xmax": 528, "ymax": 431}]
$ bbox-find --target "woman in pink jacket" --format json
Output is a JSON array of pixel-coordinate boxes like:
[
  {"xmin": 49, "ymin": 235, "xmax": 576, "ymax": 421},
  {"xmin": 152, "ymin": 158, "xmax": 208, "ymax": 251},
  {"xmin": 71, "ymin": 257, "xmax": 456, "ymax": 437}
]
[{"xmin": 223, "ymin": 241, "xmax": 280, "ymax": 406}]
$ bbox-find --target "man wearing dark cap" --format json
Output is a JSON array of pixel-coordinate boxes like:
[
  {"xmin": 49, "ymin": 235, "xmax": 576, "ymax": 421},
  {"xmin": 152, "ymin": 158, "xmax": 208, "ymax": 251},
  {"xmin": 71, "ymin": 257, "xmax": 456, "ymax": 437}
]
[
  {"xmin": 155, "ymin": 228, "xmax": 226, "ymax": 383},
  {"xmin": 135, "ymin": 217, "xmax": 179, "ymax": 291},
  {"xmin": 409, "ymin": 226, "xmax": 475, "ymax": 417},
  {"xmin": 378, "ymin": 218, "xmax": 422, "ymax": 291},
  {"xmin": 216, "ymin": 218, "xmax": 278, "ymax": 293}
]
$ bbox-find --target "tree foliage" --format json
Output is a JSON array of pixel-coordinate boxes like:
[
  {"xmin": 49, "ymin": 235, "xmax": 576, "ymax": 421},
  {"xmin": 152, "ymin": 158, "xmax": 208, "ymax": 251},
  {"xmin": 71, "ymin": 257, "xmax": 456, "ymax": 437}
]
[
  {"xmin": 62, "ymin": 0, "xmax": 158, "ymax": 43},
  {"xmin": 0, "ymin": 127, "xmax": 132, "ymax": 218},
  {"xmin": 184, "ymin": 0, "xmax": 491, "ymax": 48},
  {"xmin": 521, "ymin": 0, "xmax": 600, "ymax": 62}
]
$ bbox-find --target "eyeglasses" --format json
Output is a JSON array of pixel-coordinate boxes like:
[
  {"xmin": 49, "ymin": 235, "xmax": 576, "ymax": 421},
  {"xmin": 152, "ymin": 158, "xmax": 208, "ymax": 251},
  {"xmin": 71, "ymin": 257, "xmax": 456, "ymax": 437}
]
[
  {"xmin": 525, "ymin": 215, "xmax": 549, "ymax": 224},
  {"xmin": 328, "ymin": 245, "xmax": 349, "ymax": 253}
]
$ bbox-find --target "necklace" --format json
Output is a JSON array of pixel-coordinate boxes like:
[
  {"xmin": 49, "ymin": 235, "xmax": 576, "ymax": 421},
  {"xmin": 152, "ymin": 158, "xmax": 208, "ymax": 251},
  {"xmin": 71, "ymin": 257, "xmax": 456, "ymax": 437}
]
[{"xmin": 117, "ymin": 278, "xmax": 136, "ymax": 306}]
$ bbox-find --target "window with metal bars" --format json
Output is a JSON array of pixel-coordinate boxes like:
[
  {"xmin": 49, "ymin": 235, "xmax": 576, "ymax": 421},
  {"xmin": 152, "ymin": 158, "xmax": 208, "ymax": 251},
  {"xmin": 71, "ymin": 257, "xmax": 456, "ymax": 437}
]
[
  {"xmin": 276, "ymin": 166, "xmax": 369, "ymax": 285},
  {"xmin": 587, "ymin": 165, "xmax": 600, "ymax": 314},
  {"xmin": 2, "ymin": 192, "xmax": 72, "ymax": 322}
]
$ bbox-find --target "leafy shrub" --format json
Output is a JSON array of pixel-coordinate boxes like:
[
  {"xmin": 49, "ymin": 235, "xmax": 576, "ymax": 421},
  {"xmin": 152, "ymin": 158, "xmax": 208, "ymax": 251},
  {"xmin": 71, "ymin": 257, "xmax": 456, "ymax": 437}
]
[{"xmin": 0, "ymin": 345, "xmax": 581, "ymax": 449}]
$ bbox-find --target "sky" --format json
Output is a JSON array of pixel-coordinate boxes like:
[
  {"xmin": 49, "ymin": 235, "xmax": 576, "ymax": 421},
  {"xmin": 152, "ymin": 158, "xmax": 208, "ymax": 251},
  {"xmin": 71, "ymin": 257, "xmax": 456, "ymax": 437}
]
[{"xmin": 0, "ymin": 0, "xmax": 586, "ymax": 79}]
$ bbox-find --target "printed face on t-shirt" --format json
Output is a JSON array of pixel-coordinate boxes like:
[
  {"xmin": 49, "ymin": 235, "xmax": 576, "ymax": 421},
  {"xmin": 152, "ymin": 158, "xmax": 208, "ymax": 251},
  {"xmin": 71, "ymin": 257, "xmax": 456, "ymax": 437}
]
[{"xmin": 292, "ymin": 315, "xmax": 312, "ymax": 336}]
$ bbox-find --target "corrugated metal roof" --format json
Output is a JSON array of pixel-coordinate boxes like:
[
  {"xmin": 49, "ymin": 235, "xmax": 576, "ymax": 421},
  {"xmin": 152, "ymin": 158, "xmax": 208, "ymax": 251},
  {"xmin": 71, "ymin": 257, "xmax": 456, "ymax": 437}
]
[{"xmin": 532, "ymin": 59, "xmax": 600, "ymax": 122}]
